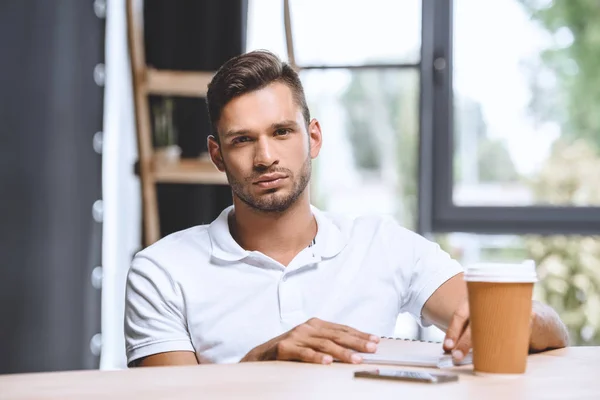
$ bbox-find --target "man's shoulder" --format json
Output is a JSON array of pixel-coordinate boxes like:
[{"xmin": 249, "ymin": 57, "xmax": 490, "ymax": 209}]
[
  {"xmin": 321, "ymin": 210, "xmax": 416, "ymax": 239},
  {"xmin": 133, "ymin": 224, "xmax": 212, "ymax": 271}
]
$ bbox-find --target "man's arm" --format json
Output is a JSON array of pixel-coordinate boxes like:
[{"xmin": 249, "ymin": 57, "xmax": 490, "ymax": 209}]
[
  {"xmin": 129, "ymin": 351, "xmax": 198, "ymax": 367},
  {"xmin": 422, "ymin": 273, "xmax": 569, "ymax": 361},
  {"xmin": 125, "ymin": 257, "xmax": 197, "ymax": 368},
  {"xmin": 421, "ymin": 273, "xmax": 468, "ymax": 332}
]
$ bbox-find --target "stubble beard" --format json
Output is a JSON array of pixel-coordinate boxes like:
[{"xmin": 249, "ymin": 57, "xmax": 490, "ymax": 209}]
[{"xmin": 225, "ymin": 155, "xmax": 312, "ymax": 213}]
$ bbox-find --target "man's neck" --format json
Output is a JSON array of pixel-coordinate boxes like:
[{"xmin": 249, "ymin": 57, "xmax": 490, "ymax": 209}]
[{"xmin": 229, "ymin": 193, "xmax": 316, "ymax": 266}]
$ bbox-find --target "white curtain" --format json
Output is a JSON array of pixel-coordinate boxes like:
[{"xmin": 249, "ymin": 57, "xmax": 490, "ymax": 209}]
[{"xmin": 101, "ymin": 0, "xmax": 141, "ymax": 370}]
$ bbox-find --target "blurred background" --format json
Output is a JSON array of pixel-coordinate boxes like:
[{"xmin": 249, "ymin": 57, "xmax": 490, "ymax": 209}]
[{"xmin": 1, "ymin": 0, "xmax": 599, "ymax": 374}]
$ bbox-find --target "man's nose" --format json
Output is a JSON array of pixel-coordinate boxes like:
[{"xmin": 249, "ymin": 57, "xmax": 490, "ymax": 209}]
[{"xmin": 253, "ymin": 137, "xmax": 277, "ymax": 168}]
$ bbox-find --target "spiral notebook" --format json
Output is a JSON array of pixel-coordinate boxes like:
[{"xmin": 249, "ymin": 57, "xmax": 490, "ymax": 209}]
[{"xmin": 355, "ymin": 337, "xmax": 473, "ymax": 369}]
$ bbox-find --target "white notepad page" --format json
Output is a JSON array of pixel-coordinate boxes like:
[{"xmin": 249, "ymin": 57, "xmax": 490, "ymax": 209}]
[{"xmin": 356, "ymin": 337, "xmax": 473, "ymax": 368}]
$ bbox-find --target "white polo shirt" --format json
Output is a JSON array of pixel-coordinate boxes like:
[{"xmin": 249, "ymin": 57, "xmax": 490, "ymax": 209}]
[{"xmin": 124, "ymin": 206, "xmax": 463, "ymax": 365}]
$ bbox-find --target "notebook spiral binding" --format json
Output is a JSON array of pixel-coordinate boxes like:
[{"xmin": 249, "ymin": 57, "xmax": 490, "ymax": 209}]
[{"xmin": 380, "ymin": 336, "xmax": 442, "ymax": 344}]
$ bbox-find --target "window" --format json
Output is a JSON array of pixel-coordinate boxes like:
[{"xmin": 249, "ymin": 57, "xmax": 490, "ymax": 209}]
[
  {"xmin": 304, "ymin": 69, "xmax": 419, "ymax": 226},
  {"xmin": 288, "ymin": 0, "xmax": 421, "ymax": 67},
  {"xmin": 426, "ymin": 0, "xmax": 600, "ymax": 234},
  {"xmin": 453, "ymin": 0, "xmax": 600, "ymax": 208},
  {"xmin": 246, "ymin": 0, "xmax": 288, "ymax": 61}
]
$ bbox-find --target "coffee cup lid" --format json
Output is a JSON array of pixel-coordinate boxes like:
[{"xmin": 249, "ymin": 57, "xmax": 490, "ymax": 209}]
[{"xmin": 464, "ymin": 260, "xmax": 538, "ymax": 283}]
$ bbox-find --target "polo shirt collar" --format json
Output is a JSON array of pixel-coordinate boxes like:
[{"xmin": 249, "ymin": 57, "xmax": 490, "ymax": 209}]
[
  {"xmin": 310, "ymin": 205, "xmax": 347, "ymax": 259},
  {"xmin": 208, "ymin": 205, "xmax": 348, "ymax": 262},
  {"xmin": 208, "ymin": 206, "xmax": 248, "ymax": 262}
]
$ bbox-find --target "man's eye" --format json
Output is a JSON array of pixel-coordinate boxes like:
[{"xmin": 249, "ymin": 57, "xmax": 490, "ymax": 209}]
[
  {"xmin": 275, "ymin": 128, "xmax": 291, "ymax": 136},
  {"xmin": 232, "ymin": 136, "xmax": 250, "ymax": 144}
]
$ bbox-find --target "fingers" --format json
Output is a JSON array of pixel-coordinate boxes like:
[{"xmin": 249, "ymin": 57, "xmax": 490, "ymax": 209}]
[
  {"xmin": 275, "ymin": 337, "xmax": 361, "ymax": 365},
  {"xmin": 336, "ymin": 324, "xmax": 381, "ymax": 343},
  {"xmin": 303, "ymin": 337, "xmax": 364, "ymax": 364},
  {"xmin": 318, "ymin": 329, "xmax": 378, "ymax": 354},
  {"xmin": 452, "ymin": 325, "xmax": 472, "ymax": 362},
  {"xmin": 306, "ymin": 318, "xmax": 378, "ymax": 353},
  {"xmin": 443, "ymin": 301, "xmax": 469, "ymax": 353},
  {"xmin": 307, "ymin": 318, "xmax": 380, "ymax": 343},
  {"xmin": 275, "ymin": 341, "xmax": 333, "ymax": 364}
]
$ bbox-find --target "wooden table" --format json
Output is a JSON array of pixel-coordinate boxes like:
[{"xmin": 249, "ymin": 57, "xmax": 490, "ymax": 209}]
[{"xmin": 1, "ymin": 346, "xmax": 599, "ymax": 399}]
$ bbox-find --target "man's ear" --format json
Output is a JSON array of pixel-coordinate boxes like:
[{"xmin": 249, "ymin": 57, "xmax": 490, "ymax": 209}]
[
  {"xmin": 308, "ymin": 119, "xmax": 323, "ymax": 159},
  {"xmin": 207, "ymin": 135, "xmax": 225, "ymax": 172}
]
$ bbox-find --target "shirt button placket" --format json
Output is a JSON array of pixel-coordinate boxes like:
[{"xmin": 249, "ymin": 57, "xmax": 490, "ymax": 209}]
[{"xmin": 278, "ymin": 273, "xmax": 304, "ymax": 328}]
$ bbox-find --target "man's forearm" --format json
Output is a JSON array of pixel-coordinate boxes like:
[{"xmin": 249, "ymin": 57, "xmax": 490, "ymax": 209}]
[
  {"xmin": 529, "ymin": 301, "xmax": 569, "ymax": 352},
  {"xmin": 129, "ymin": 351, "xmax": 199, "ymax": 367}
]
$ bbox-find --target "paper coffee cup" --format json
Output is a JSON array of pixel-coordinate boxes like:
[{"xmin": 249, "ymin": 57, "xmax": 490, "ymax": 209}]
[{"xmin": 465, "ymin": 260, "xmax": 537, "ymax": 375}]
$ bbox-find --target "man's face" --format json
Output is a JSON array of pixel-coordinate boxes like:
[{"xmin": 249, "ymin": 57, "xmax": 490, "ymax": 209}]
[{"xmin": 210, "ymin": 82, "xmax": 322, "ymax": 213}]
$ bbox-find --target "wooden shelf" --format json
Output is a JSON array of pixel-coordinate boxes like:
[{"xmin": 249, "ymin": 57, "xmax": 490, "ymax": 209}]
[
  {"xmin": 145, "ymin": 69, "xmax": 214, "ymax": 97},
  {"xmin": 152, "ymin": 158, "xmax": 228, "ymax": 185},
  {"xmin": 127, "ymin": 0, "xmax": 224, "ymax": 245}
]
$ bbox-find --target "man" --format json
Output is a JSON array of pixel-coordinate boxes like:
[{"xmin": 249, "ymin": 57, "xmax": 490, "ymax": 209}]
[{"xmin": 125, "ymin": 50, "xmax": 568, "ymax": 367}]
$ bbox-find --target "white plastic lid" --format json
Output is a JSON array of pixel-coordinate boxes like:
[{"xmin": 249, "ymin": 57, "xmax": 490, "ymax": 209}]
[{"xmin": 464, "ymin": 260, "xmax": 538, "ymax": 283}]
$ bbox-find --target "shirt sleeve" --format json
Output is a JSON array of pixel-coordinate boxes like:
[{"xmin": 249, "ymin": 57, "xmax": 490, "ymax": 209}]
[
  {"xmin": 124, "ymin": 254, "xmax": 195, "ymax": 366},
  {"xmin": 386, "ymin": 220, "xmax": 464, "ymax": 327}
]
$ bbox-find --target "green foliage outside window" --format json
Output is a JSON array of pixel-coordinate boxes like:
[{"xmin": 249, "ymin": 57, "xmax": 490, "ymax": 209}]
[{"xmin": 520, "ymin": 0, "xmax": 600, "ymax": 344}]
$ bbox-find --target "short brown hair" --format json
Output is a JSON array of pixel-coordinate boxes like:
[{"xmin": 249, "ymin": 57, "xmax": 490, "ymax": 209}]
[{"xmin": 206, "ymin": 50, "xmax": 310, "ymax": 139}]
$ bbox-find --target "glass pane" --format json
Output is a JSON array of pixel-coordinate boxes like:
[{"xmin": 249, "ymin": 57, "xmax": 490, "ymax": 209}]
[
  {"xmin": 301, "ymin": 69, "xmax": 419, "ymax": 230},
  {"xmin": 289, "ymin": 0, "xmax": 421, "ymax": 66},
  {"xmin": 437, "ymin": 233, "xmax": 600, "ymax": 346},
  {"xmin": 453, "ymin": 0, "xmax": 600, "ymax": 206},
  {"xmin": 246, "ymin": 0, "xmax": 289, "ymax": 61}
]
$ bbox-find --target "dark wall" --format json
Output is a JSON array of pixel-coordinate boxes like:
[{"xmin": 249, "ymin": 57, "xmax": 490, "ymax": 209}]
[
  {"xmin": 0, "ymin": 1, "xmax": 104, "ymax": 373},
  {"xmin": 144, "ymin": 0, "xmax": 245, "ymax": 237}
]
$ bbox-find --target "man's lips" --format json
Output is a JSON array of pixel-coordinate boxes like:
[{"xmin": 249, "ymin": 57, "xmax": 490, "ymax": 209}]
[{"xmin": 253, "ymin": 173, "xmax": 288, "ymax": 188}]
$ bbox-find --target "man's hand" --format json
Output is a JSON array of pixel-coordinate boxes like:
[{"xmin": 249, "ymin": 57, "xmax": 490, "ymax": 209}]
[
  {"xmin": 240, "ymin": 318, "xmax": 379, "ymax": 365},
  {"xmin": 443, "ymin": 299, "xmax": 569, "ymax": 361},
  {"xmin": 442, "ymin": 299, "xmax": 471, "ymax": 361}
]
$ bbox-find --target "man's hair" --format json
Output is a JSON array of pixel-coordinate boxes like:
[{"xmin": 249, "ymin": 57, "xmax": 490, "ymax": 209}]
[{"xmin": 206, "ymin": 50, "xmax": 310, "ymax": 139}]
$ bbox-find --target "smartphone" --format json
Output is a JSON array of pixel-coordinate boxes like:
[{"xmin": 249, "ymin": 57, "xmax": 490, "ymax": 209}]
[{"xmin": 354, "ymin": 369, "xmax": 459, "ymax": 384}]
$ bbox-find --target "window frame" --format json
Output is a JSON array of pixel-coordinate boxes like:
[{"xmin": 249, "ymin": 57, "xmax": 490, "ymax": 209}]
[{"xmin": 418, "ymin": 0, "xmax": 600, "ymax": 236}]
